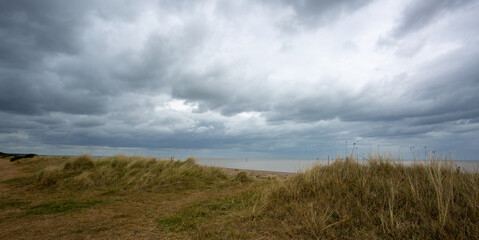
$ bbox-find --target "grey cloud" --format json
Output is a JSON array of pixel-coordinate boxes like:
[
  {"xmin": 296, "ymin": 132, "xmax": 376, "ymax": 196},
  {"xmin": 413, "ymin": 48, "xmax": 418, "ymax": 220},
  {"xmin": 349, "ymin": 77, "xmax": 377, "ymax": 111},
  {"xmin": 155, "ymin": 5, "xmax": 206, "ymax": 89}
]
[
  {"xmin": 76, "ymin": 15, "xmax": 210, "ymax": 95},
  {"xmin": 0, "ymin": 0, "xmax": 210, "ymax": 118},
  {"xmin": 263, "ymin": 43, "xmax": 479, "ymax": 128},
  {"xmin": 265, "ymin": 94, "xmax": 357, "ymax": 123},
  {"xmin": 1, "ymin": 0, "xmax": 262, "ymax": 119},
  {"xmin": 391, "ymin": 0, "xmax": 474, "ymax": 38},
  {"xmin": 172, "ymin": 73, "xmax": 231, "ymax": 111},
  {"xmin": 0, "ymin": 74, "xmax": 108, "ymax": 116},
  {"xmin": 1, "ymin": 0, "xmax": 479, "ymax": 159},
  {"xmin": 268, "ymin": 0, "xmax": 373, "ymax": 29},
  {"xmin": 32, "ymin": 115, "xmax": 67, "ymax": 127},
  {"xmin": 115, "ymin": 34, "xmax": 186, "ymax": 91},
  {"xmin": 0, "ymin": 112, "xmax": 39, "ymax": 133},
  {"xmin": 0, "ymin": 0, "xmax": 149, "ymax": 66},
  {"xmin": 171, "ymin": 68, "xmax": 272, "ymax": 116},
  {"xmin": 407, "ymin": 46, "xmax": 479, "ymax": 115},
  {"xmin": 0, "ymin": 0, "xmax": 91, "ymax": 67},
  {"xmin": 407, "ymin": 109, "xmax": 479, "ymax": 127},
  {"xmin": 33, "ymin": 123, "xmax": 228, "ymax": 150},
  {"xmin": 72, "ymin": 118, "xmax": 104, "ymax": 128},
  {"xmin": 365, "ymin": 123, "xmax": 437, "ymax": 139},
  {"xmin": 0, "ymin": 77, "xmax": 41, "ymax": 115},
  {"xmin": 0, "ymin": 0, "xmax": 126, "ymax": 117}
]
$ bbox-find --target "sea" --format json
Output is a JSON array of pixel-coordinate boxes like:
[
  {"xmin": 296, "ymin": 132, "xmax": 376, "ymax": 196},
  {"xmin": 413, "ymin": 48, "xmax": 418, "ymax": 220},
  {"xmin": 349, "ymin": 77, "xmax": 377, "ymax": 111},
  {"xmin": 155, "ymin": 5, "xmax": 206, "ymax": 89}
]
[{"xmin": 196, "ymin": 158, "xmax": 479, "ymax": 173}]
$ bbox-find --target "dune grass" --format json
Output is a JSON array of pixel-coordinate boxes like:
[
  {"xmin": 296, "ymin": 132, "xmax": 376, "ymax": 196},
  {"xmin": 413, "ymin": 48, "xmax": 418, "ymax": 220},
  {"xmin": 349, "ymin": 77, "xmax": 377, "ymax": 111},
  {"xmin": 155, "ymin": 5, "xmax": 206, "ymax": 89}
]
[
  {"xmin": 1, "ymin": 153, "xmax": 478, "ymax": 239},
  {"xmin": 35, "ymin": 154, "xmax": 229, "ymax": 191},
  {"xmin": 251, "ymin": 155, "xmax": 479, "ymax": 239}
]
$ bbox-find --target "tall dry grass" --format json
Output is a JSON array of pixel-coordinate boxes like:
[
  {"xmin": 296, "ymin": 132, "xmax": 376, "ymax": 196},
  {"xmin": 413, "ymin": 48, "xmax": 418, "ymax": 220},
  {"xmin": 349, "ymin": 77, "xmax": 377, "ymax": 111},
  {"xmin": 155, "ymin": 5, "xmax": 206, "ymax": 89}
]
[
  {"xmin": 35, "ymin": 154, "xmax": 228, "ymax": 191},
  {"xmin": 252, "ymin": 155, "xmax": 479, "ymax": 239}
]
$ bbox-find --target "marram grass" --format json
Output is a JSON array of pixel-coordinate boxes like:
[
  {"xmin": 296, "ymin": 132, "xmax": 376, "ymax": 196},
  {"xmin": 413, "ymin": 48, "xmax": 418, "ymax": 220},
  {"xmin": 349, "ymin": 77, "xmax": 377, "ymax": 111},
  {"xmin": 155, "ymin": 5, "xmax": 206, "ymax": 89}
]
[
  {"xmin": 6, "ymin": 153, "xmax": 479, "ymax": 239},
  {"xmin": 35, "ymin": 154, "xmax": 228, "ymax": 191},
  {"xmin": 251, "ymin": 155, "xmax": 479, "ymax": 239}
]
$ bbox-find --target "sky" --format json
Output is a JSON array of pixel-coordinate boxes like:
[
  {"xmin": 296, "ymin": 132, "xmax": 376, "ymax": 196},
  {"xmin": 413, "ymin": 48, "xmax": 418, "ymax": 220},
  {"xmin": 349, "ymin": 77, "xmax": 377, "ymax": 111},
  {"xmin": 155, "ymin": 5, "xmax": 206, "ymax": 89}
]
[{"xmin": 1, "ymin": 0, "xmax": 479, "ymax": 160}]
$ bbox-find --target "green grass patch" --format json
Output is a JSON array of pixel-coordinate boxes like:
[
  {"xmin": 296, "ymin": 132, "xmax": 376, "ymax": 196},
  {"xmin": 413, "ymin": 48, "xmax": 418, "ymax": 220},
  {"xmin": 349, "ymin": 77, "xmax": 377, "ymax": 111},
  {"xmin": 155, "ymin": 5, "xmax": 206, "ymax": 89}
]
[
  {"xmin": 157, "ymin": 192, "xmax": 252, "ymax": 232},
  {"xmin": 1, "ymin": 176, "xmax": 35, "ymax": 186},
  {"xmin": 157, "ymin": 200, "xmax": 236, "ymax": 232},
  {"xmin": 24, "ymin": 199, "xmax": 101, "ymax": 215},
  {"xmin": 157, "ymin": 216, "xmax": 185, "ymax": 231},
  {"xmin": 0, "ymin": 198, "xmax": 30, "ymax": 209}
]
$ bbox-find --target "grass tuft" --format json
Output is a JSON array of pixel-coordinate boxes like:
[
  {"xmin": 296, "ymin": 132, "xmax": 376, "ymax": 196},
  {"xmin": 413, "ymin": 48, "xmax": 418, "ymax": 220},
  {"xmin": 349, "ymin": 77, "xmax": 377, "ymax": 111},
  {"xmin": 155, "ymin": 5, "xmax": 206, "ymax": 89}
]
[
  {"xmin": 63, "ymin": 154, "xmax": 95, "ymax": 171},
  {"xmin": 234, "ymin": 171, "xmax": 252, "ymax": 183}
]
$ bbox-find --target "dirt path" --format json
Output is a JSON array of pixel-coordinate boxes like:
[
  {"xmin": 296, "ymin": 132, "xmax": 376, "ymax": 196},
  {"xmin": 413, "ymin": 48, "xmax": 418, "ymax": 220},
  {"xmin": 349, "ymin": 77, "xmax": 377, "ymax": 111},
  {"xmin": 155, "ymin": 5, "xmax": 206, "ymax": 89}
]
[{"xmin": 0, "ymin": 157, "xmax": 30, "ymax": 182}]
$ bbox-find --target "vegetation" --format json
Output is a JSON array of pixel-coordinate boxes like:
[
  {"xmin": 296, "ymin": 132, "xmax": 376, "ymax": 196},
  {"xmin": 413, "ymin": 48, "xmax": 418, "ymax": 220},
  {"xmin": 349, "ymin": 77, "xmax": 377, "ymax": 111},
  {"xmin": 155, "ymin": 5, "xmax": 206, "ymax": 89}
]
[
  {"xmin": 252, "ymin": 155, "xmax": 479, "ymax": 239},
  {"xmin": 1, "ymin": 154, "xmax": 478, "ymax": 239},
  {"xmin": 24, "ymin": 200, "xmax": 102, "ymax": 215},
  {"xmin": 34, "ymin": 154, "xmax": 228, "ymax": 191},
  {"xmin": 0, "ymin": 152, "xmax": 38, "ymax": 162}
]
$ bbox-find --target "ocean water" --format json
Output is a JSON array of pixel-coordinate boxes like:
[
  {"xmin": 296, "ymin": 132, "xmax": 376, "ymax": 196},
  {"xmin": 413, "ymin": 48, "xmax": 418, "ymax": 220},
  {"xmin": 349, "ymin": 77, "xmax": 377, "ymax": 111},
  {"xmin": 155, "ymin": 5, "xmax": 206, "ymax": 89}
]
[{"xmin": 196, "ymin": 158, "xmax": 479, "ymax": 173}]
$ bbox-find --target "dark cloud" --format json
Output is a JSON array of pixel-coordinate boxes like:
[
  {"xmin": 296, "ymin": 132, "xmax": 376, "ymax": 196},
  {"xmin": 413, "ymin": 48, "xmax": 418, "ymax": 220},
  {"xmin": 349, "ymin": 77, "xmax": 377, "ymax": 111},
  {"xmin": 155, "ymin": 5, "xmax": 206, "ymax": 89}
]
[
  {"xmin": 0, "ymin": 72, "xmax": 108, "ymax": 115},
  {"xmin": 0, "ymin": 112, "xmax": 38, "ymax": 133},
  {"xmin": 0, "ymin": 0, "xmax": 90, "ymax": 67},
  {"xmin": 72, "ymin": 118, "xmax": 104, "ymax": 128},
  {"xmin": 268, "ymin": 0, "xmax": 373, "ymax": 29},
  {"xmin": 0, "ymin": 0, "xmax": 205, "ymax": 117},
  {"xmin": 404, "ymin": 45, "xmax": 479, "ymax": 117},
  {"xmin": 0, "ymin": 0, "xmax": 120, "ymax": 117},
  {"xmin": 391, "ymin": 0, "xmax": 474, "ymax": 38},
  {"xmin": 408, "ymin": 110, "xmax": 479, "ymax": 127},
  {"xmin": 1, "ymin": 0, "xmax": 479, "ymax": 159},
  {"xmin": 0, "ymin": 76, "xmax": 41, "ymax": 115},
  {"xmin": 265, "ymin": 94, "xmax": 356, "ymax": 123}
]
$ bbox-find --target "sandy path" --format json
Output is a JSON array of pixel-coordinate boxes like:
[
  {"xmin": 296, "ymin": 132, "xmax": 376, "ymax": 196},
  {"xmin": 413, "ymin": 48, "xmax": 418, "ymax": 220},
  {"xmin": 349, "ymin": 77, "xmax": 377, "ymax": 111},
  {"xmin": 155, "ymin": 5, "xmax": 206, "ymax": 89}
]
[{"xmin": 0, "ymin": 158, "xmax": 30, "ymax": 182}]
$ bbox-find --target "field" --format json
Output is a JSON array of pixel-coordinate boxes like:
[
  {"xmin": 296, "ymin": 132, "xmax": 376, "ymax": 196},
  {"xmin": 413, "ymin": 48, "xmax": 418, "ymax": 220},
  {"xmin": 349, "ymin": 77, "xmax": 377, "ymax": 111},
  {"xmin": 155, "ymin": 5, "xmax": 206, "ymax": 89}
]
[{"xmin": 1, "ymin": 154, "xmax": 478, "ymax": 239}]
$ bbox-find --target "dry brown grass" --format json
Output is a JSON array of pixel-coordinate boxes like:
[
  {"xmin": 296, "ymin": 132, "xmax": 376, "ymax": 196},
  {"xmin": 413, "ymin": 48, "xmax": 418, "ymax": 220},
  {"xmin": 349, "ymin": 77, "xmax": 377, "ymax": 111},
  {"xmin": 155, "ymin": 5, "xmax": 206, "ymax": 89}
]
[
  {"xmin": 0, "ymin": 155, "xmax": 258, "ymax": 239},
  {"xmin": 35, "ymin": 154, "xmax": 229, "ymax": 191},
  {"xmin": 251, "ymin": 155, "xmax": 479, "ymax": 239},
  {"xmin": 1, "ymin": 154, "xmax": 478, "ymax": 239}
]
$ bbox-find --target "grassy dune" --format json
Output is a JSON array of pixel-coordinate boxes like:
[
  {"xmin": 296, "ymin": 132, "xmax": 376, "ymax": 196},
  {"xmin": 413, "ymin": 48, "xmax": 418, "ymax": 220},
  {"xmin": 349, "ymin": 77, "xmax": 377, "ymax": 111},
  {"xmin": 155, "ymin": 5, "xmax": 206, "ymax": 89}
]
[
  {"xmin": 253, "ymin": 155, "xmax": 479, "ymax": 239},
  {"xmin": 35, "ymin": 154, "xmax": 229, "ymax": 191},
  {"xmin": 1, "ymin": 154, "xmax": 478, "ymax": 239}
]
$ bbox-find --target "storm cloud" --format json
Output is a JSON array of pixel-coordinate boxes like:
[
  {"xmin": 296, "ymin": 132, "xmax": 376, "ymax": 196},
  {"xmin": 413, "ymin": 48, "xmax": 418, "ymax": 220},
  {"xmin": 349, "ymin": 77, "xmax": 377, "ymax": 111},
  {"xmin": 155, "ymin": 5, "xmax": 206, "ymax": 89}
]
[{"xmin": 1, "ymin": 0, "xmax": 479, "ymax": 159}]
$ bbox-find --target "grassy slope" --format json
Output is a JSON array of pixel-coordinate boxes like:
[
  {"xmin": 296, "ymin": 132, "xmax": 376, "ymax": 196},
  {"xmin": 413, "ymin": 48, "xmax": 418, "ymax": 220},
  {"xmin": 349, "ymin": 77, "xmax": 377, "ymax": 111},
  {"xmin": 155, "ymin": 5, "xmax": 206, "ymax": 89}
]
[
  {"xmin": 253, "ymin": 156, "xmax": 479, "ymax": 239},
  {"xmin": 0, "ymin": 154, "xmax": 478, "ymax": 239},
  {"xmin": 35, "ymin": 154, "xmax": 229, "ymax": 191}
]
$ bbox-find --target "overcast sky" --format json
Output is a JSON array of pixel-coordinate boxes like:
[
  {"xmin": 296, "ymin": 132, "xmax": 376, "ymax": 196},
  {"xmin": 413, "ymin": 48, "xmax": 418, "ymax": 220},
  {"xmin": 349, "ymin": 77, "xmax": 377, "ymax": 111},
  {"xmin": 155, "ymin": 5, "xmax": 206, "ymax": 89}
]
[{"xmin": 1, "ymin": 0, "xmax": 479, "ymax": 159}]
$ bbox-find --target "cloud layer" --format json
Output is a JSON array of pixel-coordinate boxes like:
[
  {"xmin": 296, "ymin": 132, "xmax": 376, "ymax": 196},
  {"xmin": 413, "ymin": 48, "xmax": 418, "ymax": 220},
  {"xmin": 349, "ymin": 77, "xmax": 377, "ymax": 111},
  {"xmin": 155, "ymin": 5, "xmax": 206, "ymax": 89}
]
[{"xmin": 1, "ymin": 0, "xmax": 479, "ymax": 159}]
